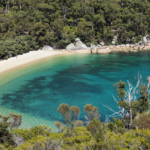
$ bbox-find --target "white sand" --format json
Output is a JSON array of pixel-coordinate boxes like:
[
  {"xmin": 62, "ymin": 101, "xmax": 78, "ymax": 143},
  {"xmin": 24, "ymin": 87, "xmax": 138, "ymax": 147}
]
[
  {"xmin": 0, "ymin": 50, "xmax": 69, "ymax": 74},
  {"xmin": 0, "ymin": 48, "xmax": 113, "ymax": 74}
]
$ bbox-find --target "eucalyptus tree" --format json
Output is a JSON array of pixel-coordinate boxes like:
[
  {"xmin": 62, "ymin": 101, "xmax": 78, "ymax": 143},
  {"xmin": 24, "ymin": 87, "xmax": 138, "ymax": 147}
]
[
  {"xmin": 57, "ymin": 103, "xmax": 80, "ymax": 127},
  {"xmin": 103, "ymin": 74, "xmax": 150, "ymax": 130}
]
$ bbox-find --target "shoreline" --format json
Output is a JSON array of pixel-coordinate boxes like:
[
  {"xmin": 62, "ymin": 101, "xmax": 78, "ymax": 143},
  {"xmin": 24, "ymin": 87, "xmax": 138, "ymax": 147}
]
[
  {"xmin": 0, "ymin": 49, "xmax": 93, "ymax": 75},
  {"xmin": 0, "ymin": 50, "xmax": 68, "ymax": 75},
  {"xmin": 0, "ymin": 46, "xmax": 150, "ymax": 75}
]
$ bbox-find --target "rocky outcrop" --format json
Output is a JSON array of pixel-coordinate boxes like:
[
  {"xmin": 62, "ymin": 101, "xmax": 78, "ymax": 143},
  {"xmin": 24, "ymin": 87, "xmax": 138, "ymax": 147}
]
[
  {"xmin": 74, "ymin": 38, "xmax": 87, "ymax": 49},
  {"xmin": 90, "ymin": 43, "xmax": 150, "ymax": 54},
  {"xmin": 42, "ymin": 45, "xmax": 53, "ymax": 50},
  {"xmin": 100, "ymin": 41, "xmax": 105, "ymax": 46},
  {"xmin": 66, "ymin": 38, "xmax": 87, "ymax": 50},
  {"xmin": 66, "ymin": 43, "xmax": 76, "ymax": 50},
  {"xmin": 111, "ymin": 36, "xmax": 117, "ymax": 45},
  {"xmin": 142, "ymin": 36, "xmax": 147, "ymax": 43},
  {"xmin": 66, "ymin": 36, "xmax": 150, "ymax": 53}
]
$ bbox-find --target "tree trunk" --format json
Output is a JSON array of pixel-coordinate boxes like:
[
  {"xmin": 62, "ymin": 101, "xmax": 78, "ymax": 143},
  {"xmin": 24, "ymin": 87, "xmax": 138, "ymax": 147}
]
[
  {"xmin": 129, "ymin": 107, "xmax": 132, "ymax": 130},
  {"xmin": 8, "ymin": 0, "xmax": 9, "ymax": 14},
  {"xmin": 4, "ymin": 0, "xmax": 9, "ymax": 14},
  {"xmin": 6, "ymin": 2, "xmax": 7, "ymax": 12},
  {"xmin": 1, "ymin": 0, "xmax": 3, "ymax": 6}
]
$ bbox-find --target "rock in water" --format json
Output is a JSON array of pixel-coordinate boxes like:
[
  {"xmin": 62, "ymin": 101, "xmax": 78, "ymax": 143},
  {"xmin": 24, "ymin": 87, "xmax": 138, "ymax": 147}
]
[
  {"xmin": 75, "ymin": 38, "xmax": 87, "ymax": 49},
  {"xmin": 42, "ymin": 45, "xmax": 53, "ymax": 50},
  {"xmin": 66, "ymin": 43, "xmax": 76, "ymax": 50}
]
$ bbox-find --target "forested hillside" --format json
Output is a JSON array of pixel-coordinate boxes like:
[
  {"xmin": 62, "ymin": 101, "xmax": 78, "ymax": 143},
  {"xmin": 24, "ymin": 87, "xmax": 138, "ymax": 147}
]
[{"xmin": 0, "ymin": 0, "xmax": 150, "ymax": 59}]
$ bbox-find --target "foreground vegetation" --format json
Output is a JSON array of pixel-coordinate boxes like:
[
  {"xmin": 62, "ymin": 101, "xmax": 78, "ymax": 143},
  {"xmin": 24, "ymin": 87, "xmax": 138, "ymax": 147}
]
[
  {"xmin": 1, "ymin": 0, "xmax": 150, "ymax": 59},
  {"xmin": 0, "ymin": 76, "xmax": 150, "ymax": 149},
  {"xmin": 1, "ymin": 114, "xmax": 150, "ymax": 150}
]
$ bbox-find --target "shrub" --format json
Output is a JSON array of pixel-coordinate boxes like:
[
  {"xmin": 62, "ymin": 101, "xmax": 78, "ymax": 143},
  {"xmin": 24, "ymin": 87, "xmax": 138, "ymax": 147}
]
[{"xmin": 133, "ymin": 112, "xmax": 150, "ymax": 130}]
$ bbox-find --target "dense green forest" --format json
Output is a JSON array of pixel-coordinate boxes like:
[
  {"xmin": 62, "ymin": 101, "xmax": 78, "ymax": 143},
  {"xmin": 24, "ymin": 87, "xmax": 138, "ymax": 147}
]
[{"xmin": 0, "ymin": 0, "xmax": 150, "ymax": 59}]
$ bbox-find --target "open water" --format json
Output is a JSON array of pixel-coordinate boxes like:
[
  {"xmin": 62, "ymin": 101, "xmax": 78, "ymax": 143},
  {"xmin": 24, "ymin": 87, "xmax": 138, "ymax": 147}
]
[{"xmin": 0, "ymin": 51, "xmax": 150, "ymax": 129}]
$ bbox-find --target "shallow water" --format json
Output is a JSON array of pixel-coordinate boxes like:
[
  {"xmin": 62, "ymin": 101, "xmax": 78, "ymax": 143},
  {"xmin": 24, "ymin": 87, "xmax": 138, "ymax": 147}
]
[{"xmin": 0, "ymin": 51, "xmax": 150, "ymax": 129}]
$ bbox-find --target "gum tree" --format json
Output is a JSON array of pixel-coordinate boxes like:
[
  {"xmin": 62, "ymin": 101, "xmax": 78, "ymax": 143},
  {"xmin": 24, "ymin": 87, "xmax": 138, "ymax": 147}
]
[{"xmin": 103, "ymin": 74, "xmax": 150, "ymax": 129}]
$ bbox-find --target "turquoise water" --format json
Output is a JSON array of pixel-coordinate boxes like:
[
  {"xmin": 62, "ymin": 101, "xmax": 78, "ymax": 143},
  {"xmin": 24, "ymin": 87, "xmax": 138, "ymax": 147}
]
[{"xmin": 0, "ymin": 51, "xmax": 150, "ymax": 129}]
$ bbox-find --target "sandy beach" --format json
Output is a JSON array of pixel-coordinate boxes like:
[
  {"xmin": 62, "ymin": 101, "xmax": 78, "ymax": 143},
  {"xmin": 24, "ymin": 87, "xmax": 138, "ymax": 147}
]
[
  {"xmin": 1, "ymin": 45, "xmax": 145, "ymax": 74},
  {"xmin": 0, "ymin": 50, "xmax": 68, "ymax": 74},
  {"xmin": 0, "ymin": 49, "xmax": 95, "ymax": 74}
]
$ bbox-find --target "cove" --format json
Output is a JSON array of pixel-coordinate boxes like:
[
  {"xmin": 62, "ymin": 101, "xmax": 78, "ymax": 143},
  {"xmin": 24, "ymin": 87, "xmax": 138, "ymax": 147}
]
[{"xmin": 0, "ymin": 51, "xmax": 150, "ymax": 130}]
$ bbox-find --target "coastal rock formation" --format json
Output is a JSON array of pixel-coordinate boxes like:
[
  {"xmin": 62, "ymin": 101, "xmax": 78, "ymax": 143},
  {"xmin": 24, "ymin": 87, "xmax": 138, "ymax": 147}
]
[
  {"xmin": 42, "ymin": 45, "xmax": 53, "ymax": 50},
  {"xmin": 100, "ymin": 41, "xmax": 105, "ymax": 46},
  {"xmin": 90, "ymin": 42, "xmax": 150, "ymax": 54},
  {"xmin": 66, "ymin": 38, "xmax": 87, "ymax": 50},
  {"xmin": 75, "ymin": 38, "xmax": 87, "ymax": 49},
  {"xmin": 66, "ymin": 36, "xmax": 150, "ymax": 53},
  {"xmin": 66, "ymin": 43, "xmax": 76, "ymax": 50},
  {"xmin": 142, "ymin": 36, "xmax": 147, "ymax": 43},
  {"xmin": 111, "ymin": 36, "xmax": 117, "ymax": 45}
]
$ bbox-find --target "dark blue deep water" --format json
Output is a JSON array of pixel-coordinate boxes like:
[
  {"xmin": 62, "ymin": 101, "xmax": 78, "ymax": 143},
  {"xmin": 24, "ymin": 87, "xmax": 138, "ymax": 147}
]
[{"xmin": 0, "ymin": 51, "xmax": 150, "ymax": 129}]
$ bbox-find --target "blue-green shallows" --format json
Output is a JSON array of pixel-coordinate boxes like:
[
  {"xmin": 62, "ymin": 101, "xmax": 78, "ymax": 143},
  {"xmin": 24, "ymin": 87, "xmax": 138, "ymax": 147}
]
[{"xmin": 0, "ymin": 51, "xmax": 150, "ymax": 129}]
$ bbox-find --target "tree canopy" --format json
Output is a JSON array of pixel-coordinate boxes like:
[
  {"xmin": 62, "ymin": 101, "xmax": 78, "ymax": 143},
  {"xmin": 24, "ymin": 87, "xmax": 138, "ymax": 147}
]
[{"xmin": 1, "ymin": 0, "xmax": 150, "ymax": 59}]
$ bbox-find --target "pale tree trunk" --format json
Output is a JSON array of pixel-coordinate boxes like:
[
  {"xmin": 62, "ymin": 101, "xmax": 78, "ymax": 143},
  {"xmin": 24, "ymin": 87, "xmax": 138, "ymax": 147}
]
[
  {"xmin": 19, "ymin": 0, "xmax": 21, "ymax": 10},
  {"xmin": 13, "ymin": 0, "xmax": 14, "ymax": 6},
  {"xmin": 6, "ymin": 2, "xmax": 7, "ymax": 11},
  {"xmin": 4, "ymin": 0, "xmax": 9, "ymax": 14},
  {"xmin": 62, "ymin": 6, "xmax": 67, "ymax": 19},
  {"xmin": 129, "ymin": 107, "xmax": 132, "ymax": 130},
  {"xmin": 8, "ymin": 0, "xmax": 9, "ymax": 14},
  {"xmin": 91, "ymin": 21, "xmax": 93, "ymax": 31}
]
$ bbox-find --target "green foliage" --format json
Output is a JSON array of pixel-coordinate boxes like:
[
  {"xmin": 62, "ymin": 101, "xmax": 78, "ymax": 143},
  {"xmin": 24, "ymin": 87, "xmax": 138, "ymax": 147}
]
[
  {"xmin": 84, "ymin": 104, "xmax": 100, "ymax": 122},
  {"xmin": 0, "ymin": 113, "xmax": 22, "ymax": 131},
  {"xmin": 16, "ymin": 126, "xmax": 94, "ymax": 150},
  {"xmin": 114, "ymin": 77, "xmax": 150, "ymax": 130},
  {"xmin": 138, "ymin": 85, "xmax": 149, "ymax": 113},
  {"xmin": 0, "ymin": 145, "xmax": 6, "ymax": 150},
  {"xmin": 86, "ymin": 118, "xmax": 104, "ymax": 142},
  {"xmin": 108, "ymin": 118, "xmax": 126, "ymax": 134},
  {"xmin": 0, "ymin": 122, "xmax": 14, "ymax": 148},
  {"xmin": 114, "ymin": 81, "xmax": 126, "ymax": 100},
  {"xmin": 57, "ymin": 103, "xmax": 80, "ymax": 131},
  {"xmin": 133, "ymin": 112, "xmax": 150, "ymax": 130},
  {"xmin": 11, "ymin": 122, "xmax": 150, "ymax": 150},
  {"xmin": 12, "ymin": 125, "xmax": 53, "ymax": 141},
  {"xmin": 0, "ymin": 35, "xmax": 38, "ymax": 59},
  {"xmin": 1, "ymin": 0, "xmax": 150, "ymax": 59}
]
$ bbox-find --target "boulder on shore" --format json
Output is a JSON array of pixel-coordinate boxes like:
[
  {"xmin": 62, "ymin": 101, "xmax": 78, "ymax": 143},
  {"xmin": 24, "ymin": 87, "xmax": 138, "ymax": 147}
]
[
  {"xmin": 42, "ymin": 45, "xmax": 53, "ymax": 50},
  {"xmin": 66, "ymin": 43, "xmax": 76, "ymax": 50},
  {"xmin": 66, "ymin": 38, "xmax": 87, "ymax": 50},
  {"xmin": 75, "ymin": 38, "xmax": 87, "ymax": 49},
  {"xmin": 142, "ymin": 36, "xmax": 147, "ymax": 43},
  {"xmin": 111, "ymin": 36, "xmax": 117, "ymax": 45},
  {"xmin": 100, "ymin": 41, "xmax": 105, "ymax": 46}
]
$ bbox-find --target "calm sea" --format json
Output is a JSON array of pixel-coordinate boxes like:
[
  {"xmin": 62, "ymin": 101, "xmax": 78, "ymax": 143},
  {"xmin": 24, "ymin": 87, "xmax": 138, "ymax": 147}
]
[{"xmin": 0, "ymin": 51, "xmax": 150, "ymax": 129}]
